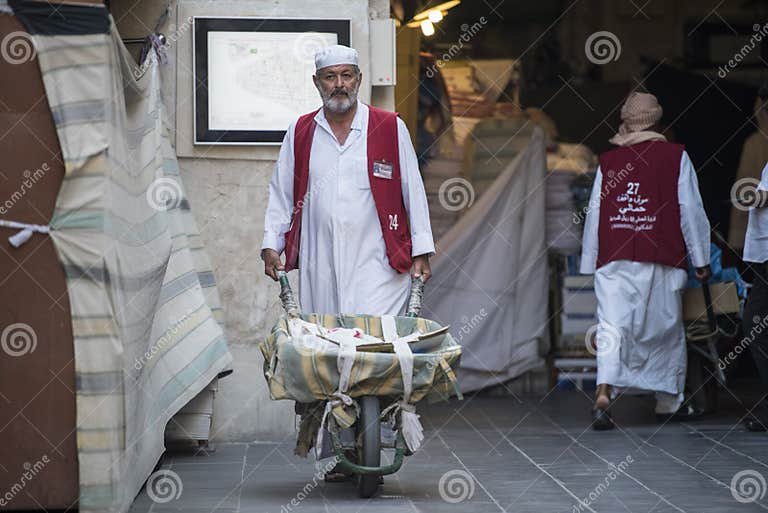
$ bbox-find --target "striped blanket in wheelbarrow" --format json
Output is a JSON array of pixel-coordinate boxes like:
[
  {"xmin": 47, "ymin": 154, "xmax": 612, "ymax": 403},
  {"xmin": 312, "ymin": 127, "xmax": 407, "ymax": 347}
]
[{"xmin": 258, "ymin": 313, "xmax": 462, "ymax": 455}]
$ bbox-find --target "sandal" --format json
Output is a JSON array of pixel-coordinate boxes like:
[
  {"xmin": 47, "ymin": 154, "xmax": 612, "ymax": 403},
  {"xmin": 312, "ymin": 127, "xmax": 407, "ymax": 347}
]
[{"xmin": 592, "ymin": 408, "xmax": 615, "ymax": 431}]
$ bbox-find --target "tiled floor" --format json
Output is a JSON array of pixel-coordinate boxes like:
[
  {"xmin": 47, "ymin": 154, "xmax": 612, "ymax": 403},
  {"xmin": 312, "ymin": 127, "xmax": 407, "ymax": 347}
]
[{"xmin": 129, "ymin": 389, "xmax": 768, "ymax": 513}]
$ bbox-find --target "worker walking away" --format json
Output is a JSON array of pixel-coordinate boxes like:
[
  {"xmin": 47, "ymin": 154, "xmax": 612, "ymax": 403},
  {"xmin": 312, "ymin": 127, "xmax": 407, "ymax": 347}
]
[{"xmin": 580, "ymin": 92, "xmax": 711, "ymax": 430}]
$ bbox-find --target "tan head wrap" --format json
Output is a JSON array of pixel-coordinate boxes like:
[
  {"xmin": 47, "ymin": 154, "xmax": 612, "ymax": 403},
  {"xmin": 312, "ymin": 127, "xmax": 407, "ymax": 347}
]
[{"xmin": 609, "ymin": 92, "xmax": 665, "ymax": 146}]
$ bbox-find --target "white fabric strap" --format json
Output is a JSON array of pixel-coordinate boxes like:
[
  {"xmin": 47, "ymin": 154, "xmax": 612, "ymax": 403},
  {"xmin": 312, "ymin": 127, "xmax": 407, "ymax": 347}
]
[
  {"xmin": 289, "ymin": 316, "xmax": 425, "ymax": 454},
  {"xmin": 315, "ymin": 391, "xmax": 353, "ymax": 459},
  {"xmin": 392, "ymin": 335, "xmax": 423, "ymax": 452},
  {"xmin": 392, "ymin": 338, "xmax": 414, "ymax": 401},
  {"xmin": 0, "ymin": 219, "xmax": 51, "ymax": 247},
  {"xmin": 381, "ymin": 314, "xmax": 399, "ymax": 342},
  {"xmin": 336, "ymin": 335, "xmax": 357, "ymax": 394},
  {"xmin": 315, "ymin": 331, "xmax": 358, "ymax": 458}
]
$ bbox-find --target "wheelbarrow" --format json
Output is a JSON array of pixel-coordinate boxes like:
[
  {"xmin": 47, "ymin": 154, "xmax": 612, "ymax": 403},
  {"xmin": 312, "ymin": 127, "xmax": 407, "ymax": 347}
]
[{"xmin": 269, "ymin": 270, "xmax": 462, "ymax": 498}]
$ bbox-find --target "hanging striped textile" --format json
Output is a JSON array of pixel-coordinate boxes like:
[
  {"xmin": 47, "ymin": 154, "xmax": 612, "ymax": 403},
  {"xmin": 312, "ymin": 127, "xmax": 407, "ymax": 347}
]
[{"xmin": 26, "ymin": 14, "xmax": 233, "ymax": 513}]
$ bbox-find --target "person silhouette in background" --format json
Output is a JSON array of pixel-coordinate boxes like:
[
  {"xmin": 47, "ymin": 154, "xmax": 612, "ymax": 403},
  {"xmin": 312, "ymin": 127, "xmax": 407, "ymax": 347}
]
[{"xmin": 581, "ymin": 92, "xmax": 711, "ymax": 430}]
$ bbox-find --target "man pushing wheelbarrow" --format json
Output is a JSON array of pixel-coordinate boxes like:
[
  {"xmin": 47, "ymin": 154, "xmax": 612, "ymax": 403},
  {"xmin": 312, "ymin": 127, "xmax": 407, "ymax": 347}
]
[{"xmin": 260, "ymin": 44, "xmax": 461, "ymax": 497}]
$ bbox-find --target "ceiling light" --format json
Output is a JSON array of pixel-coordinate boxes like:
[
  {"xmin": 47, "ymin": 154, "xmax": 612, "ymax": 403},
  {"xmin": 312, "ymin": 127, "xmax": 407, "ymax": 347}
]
[
  {"xmin": 410, "ymin": 1, "xmax": 461, "ymax": 22},
  {"xmin": 420, "ymin": 20, "xmax": 435, "ymax": 36},
  {"xmin": 428, "ymin": 10, "xmax": 444, "ymax": 23}
]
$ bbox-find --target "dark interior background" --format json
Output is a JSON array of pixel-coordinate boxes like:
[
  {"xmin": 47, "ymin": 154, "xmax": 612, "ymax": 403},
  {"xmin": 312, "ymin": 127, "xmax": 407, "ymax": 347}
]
[{"xmin": 413, "ymin": 0, "xmax": 767, "ymax": 239}]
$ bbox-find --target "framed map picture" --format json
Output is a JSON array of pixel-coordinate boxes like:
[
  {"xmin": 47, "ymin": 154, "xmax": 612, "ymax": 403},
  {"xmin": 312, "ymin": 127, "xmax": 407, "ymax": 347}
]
[{"xmin": 193, "ymin": 17, "xmax": 351, "ymax": 145}]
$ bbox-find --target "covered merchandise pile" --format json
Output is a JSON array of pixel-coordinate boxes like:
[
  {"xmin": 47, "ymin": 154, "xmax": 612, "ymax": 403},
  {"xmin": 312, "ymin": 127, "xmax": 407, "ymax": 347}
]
[
  {"xmin": 419, "ymin": 58, "xmax": 586, "ymax": 392},
  {"xmin": 259, "ymin": 313, "xmax": 462, "ymax": 455},
  {"xmin": 424, "ymin": 129, "xmax": 549, "ymax": 393}
]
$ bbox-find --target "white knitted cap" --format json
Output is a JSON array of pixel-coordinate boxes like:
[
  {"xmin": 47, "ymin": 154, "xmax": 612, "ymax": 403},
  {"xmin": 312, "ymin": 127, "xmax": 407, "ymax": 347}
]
[{"xmin": 314, "ymin": 44, "xmax": 358, "ymax": 71}]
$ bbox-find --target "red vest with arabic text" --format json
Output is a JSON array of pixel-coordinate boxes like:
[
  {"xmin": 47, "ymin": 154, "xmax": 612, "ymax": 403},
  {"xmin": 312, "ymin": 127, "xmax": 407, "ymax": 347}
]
[
  {"xmin": 283, "ymin": 105, "xmax": 412, "ymax": 273},
  {"xmin": 596, "ymin": 141, "xmax": 687, "ymax": 270}
]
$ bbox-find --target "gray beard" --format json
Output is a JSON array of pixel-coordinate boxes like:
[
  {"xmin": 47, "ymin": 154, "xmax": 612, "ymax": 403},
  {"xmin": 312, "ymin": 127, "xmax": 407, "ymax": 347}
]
[{"xmin": 320, "ymin": 88, "xmax": 358, "ymax": 114}]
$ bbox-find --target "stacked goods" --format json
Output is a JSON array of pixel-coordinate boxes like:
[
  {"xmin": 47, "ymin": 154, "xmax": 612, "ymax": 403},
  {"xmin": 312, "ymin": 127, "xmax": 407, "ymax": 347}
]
[
  {"xmin": 553, "ymin": 357, "xmax": 597, "ymax": 391},
  {"xmin": 495, "ymin": 101, "xmax": 522, "ymax": 117},
  {"xmin": 165, "ymin": 380, "xmax": 219, "ymax": 446},
  {"xmin": 452, "ymin": 116, "xmax": 484, "ymax": 149},
  {"xmin": 559, "ymin": 273, "xmax": 598, "ymax": 350},
  {"xmin": 427, "ymin": 60, "xmax": 529, "ymax": 224},
  {"xmin": 449, "ymin": 91, "xmax": 495, "ymax": 118},
  {"xmin": 549, "ymin": 254, "xmax": 599, "ymax": 390},
  {"xmin": 462, "ymin": 117, "xmax": 536, "ymax": 197},
  {"xmin": 440, "ymin": 60, "xmax": 519, "ymax": 119},
  {"xmin": 545, "ymin": 169, "xmax": 581, "ymax": 254},
  {"xmin": 545, "ymin": 143, "xmax": 597, "ymax": 254},
  {"xmin": 421, "ymin": 156, "xmax": 464, "ymax": 241},
  {"xmin": 441, "ymin": 64, "xmax": 490, "ymax": 118},
  {"xmin": 548, "ymin": 143, "xmax": 596, "ymax": 174},
  {"xmin": 470, "ymin": 59, "xmax": 520, "ymax": 105}
]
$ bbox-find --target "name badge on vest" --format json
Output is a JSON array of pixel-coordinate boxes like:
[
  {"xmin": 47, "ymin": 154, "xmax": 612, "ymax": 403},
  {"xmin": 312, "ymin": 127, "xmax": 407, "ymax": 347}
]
[{"xmin": 373, "ymin": 159, "xmax": 393, "ymax": 179}]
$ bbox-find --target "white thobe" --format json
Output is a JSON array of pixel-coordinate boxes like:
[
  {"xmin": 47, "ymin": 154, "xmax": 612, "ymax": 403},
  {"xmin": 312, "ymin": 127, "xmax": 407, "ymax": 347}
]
[
  {"xmin": 580, "ymin": 150, "xmax": 710, "ymax": 410},
  {"xmin": 743, "ymin": 162, "xmax": 768, "ymax": 264},
  {"xmin": 262, "ymin": 101, "xmax": 435, "ymax": 316}
]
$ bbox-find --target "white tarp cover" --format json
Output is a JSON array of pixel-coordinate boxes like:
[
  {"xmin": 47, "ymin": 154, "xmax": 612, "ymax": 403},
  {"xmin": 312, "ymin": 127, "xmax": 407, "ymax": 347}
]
[
  {"xmin": 424, "ymin": 128, "xmax": 548, "ymax": 393},
  {"xmin": 31, "ymin": 21, "xmax": 233, "ymax": 513}
]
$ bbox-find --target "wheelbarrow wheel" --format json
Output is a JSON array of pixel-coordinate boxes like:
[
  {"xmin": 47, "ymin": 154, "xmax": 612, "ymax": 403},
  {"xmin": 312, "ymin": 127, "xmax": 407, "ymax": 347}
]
[{"xmin": 356, "ymin": 396, "xmax": 381, "ymax": 498}]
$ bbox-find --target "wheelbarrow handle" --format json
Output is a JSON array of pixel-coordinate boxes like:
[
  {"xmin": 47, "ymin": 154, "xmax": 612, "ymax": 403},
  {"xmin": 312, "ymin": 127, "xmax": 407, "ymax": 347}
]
[
  {"xmin": 278, "ymin": 270, "xmax": 423, "ymax": 318},
  {"xmin": 405, "ymin": 274, "xmax": 425, "ymax": 318},
  {"xmin": 329, "ymin": 427, "xmax": 406, "ymax": 476},
  {"xmin": 276, "ymin": 270, "xmax": 300, "ymax": 318}
]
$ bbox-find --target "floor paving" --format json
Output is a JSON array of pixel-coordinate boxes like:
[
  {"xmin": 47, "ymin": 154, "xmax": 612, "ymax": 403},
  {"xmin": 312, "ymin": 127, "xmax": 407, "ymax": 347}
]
[{"xmin": 129, "ymin": 388, "xmax": 768, "ymax": 513}]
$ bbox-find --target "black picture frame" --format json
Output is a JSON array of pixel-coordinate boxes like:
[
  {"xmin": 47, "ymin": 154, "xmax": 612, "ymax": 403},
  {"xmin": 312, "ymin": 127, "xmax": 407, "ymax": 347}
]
[{"xmin": 193, "ymin": 17, "xmax": 351, "ymax": 145}]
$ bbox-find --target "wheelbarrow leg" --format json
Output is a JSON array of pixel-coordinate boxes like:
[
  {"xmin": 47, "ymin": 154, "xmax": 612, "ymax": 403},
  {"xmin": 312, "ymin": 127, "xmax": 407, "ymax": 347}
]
[
  {"xmin": 357, "ymin": 396, "xmax": 381, "ymax": 498},
  {"xmin": 707, "ymin": 339, "xmax": 726, "ymax": 386}
]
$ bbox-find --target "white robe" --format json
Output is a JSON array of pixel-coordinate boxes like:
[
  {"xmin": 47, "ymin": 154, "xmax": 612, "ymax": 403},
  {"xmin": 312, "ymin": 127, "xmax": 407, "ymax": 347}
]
[
  {"xmin": 580, "ymin": 150, "xmax": 710, "ymax": 407},
  {"xmin": 743, "ymin": 161, "xmax": 768, "ymax": 264},
  {"xmin": 262, "ymin": 101, "xmax": 435, "ymax": 315}
]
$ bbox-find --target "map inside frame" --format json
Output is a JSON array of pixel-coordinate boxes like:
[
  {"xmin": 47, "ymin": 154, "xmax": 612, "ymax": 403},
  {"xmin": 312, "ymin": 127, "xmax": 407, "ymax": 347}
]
[{"xmin": 193, "ymin": 17, "xmax": 351, "ymax": 145}]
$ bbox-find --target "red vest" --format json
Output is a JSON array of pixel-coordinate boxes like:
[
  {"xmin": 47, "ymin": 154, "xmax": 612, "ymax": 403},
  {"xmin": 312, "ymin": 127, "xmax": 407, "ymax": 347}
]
[
  {"xmin": 596, "ymin": 141, "xmax": 688, "ymax": 270},
  {"xmin": 283, "ymin": 105, "xmax": 412, "ymax": 273}
]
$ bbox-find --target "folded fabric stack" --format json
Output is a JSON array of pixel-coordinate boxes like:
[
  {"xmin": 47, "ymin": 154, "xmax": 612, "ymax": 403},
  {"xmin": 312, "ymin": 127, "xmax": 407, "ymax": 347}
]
[
  {"xmin": 421, "ymin": 156, "xmax": 463, "ymax": 241},
  {"xmin": 545, "ymin": 143, "xmax": 597, "ymax": 254},
  {"xmin": 441, "ymin": 60, "xmax": 519, "ymax": 119},
  {"xmin": 462, "ymin": 117, "xmax": 536, "ymax": 197}
]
